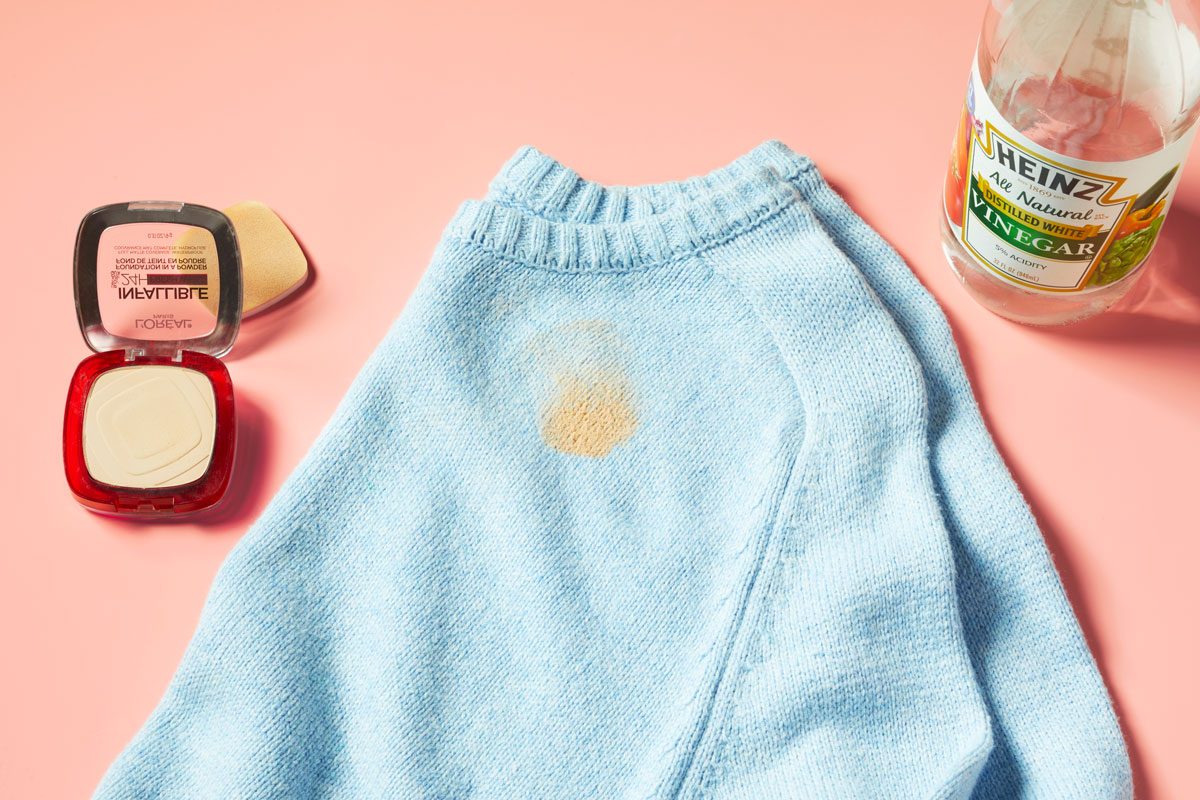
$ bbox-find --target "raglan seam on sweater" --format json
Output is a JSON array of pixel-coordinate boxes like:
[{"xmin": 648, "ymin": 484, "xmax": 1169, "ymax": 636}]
[
  {"xmin": 675, "ymin": 452, "xmax": 807, "ymax": 800},
  {"xmin": 690, "ymin": 474, "xmax": 818, "ymax": 800},
  {"xmin": 640, "ymin": 449, "xmax": 798, "ymax": 800},
  {"xmin": 640, "ymin": 437, "xmax": 788, "ymax": 796},
  {"xmin": 687, "ymin": 237, "xmax": 985, "ymax": 798},
  {"xmin": 654, "ymin": 250, "xmax": 813, "ymax": 800},
  {"xmin": 669, "ymin": 254, "xmax": 816, "ymax": 800}
]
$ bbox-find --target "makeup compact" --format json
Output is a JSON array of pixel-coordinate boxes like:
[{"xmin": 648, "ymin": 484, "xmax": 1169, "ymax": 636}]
[{"xmin": 64, "ymin": 202, "xmax": 242, "ymax": 515}]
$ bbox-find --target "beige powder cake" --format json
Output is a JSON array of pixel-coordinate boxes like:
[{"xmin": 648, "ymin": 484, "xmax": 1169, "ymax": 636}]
[{"xmin": 82, "ymin": 366, "xmax": 217, "ymax": 489}]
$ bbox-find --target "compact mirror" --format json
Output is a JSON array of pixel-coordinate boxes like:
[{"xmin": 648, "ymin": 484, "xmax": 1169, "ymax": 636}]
[{"xmin": 74, "ymin": 202, "xmax": 242, "ymax": 357}]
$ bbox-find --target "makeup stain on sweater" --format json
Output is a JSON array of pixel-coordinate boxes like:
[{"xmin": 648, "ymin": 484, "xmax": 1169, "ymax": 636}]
[
  {"xmin": 528, "ymin": 320, "xmax": 638, "ymax": 458},
  {"xmin": 541, "ymin": 377, "xmax": 637, "ymax": 458}
]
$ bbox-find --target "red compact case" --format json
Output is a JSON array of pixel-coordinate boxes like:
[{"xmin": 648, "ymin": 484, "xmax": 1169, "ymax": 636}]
[{"xmin": 64, "ymin": 202, "xmax": 243, "ymax": 515}]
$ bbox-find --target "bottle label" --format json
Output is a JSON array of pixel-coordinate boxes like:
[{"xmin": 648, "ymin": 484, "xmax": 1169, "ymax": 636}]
[{"xmin": 944, "ymin": 62, "xmax": 1196, "ymax": 292}]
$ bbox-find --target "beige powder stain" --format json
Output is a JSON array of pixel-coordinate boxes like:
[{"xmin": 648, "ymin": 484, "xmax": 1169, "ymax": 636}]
[
  {"xmin": 541, "ymin": 376, "xmax": 638, "ymax": 458},
  {"xmin": 527, "ymin": 320, "xmax": 638, "ymax": 458}
]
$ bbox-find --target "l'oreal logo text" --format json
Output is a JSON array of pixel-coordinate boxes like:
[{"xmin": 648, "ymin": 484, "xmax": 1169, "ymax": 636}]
[{"xmin": 134, "ymin": 318, "xmax": 193, "ymax": 330}]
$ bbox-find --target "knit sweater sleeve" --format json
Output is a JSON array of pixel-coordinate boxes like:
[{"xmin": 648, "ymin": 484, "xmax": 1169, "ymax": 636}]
[
  {"xmin": 802, "ymin": 172, "xmax": 1133, "ymax": 799},
  {"xmin": 936, "ymin": 395, "xmax": 1133, "ymax": 799}
]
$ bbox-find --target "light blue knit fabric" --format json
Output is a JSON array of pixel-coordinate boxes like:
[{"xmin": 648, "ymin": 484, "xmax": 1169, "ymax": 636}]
[
  {"xmin": 94, "ymin": 148, "xmax": 1129, "ymax": 800},
  {"xmin": 485, "ymin": 142, "xmax": 1133, "ymax": 799}
]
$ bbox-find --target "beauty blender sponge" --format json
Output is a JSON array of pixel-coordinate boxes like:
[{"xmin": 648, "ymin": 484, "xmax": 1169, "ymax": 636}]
[{"xmin": 180, "ymin": 201, "xmax": 308, "ymax": 318}]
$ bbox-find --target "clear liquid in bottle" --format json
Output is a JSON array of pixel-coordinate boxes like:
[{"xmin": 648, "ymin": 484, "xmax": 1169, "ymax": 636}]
[{"xmin": 942, "ymin": 0, "xmax": 1200, "ymax": 325}]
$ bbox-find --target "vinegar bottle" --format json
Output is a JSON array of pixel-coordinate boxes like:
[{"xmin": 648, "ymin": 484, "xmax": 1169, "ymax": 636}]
[{"xmin": 942, "ymin": 0, "xmax": 1200, "ymax": 325}]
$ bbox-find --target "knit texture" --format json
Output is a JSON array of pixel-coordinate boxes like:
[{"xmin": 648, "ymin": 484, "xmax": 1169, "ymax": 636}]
[
  {"xmin": 93, "ymin": 147, "xmax": 1130, "ymax": 799},
  {"xmin": 486, "ymin": 142, "xmax": 1133, "ymax": 799}
]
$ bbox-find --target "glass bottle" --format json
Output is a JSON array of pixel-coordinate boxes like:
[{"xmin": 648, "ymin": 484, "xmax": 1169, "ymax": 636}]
[{"xmin": 942, "ymin": 0, "xmax": 1200, "ymax": 325}]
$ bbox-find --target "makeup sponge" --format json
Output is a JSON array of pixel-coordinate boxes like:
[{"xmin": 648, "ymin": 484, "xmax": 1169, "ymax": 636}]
[
  {"xmin": 184, "ymin": 201, "xmax": 308, "ymax": 318},
  {"xmin": 224, "ymin": 201, "xmax": 308, "ymax": 316}
]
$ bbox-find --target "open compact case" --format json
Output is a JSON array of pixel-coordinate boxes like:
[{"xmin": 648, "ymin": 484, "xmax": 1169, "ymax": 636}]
[{"xmin": 64, "ymin": 202, "xmax": 242, "ymax": 515}]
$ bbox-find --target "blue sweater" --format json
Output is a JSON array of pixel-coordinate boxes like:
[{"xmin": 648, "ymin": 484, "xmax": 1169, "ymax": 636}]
[
  {"xmin": 95, "ymin": 145, "xmax": 1130, "ymax": 799},
  {"xmin": 485, "ymin": 142, "xmax": 1133, "ymax": 799}
]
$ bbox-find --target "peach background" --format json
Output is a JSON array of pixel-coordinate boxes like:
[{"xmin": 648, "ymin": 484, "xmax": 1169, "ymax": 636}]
[{"xmin": 1, "ymin": 1, "xmax": 1197, "ymax": 797}]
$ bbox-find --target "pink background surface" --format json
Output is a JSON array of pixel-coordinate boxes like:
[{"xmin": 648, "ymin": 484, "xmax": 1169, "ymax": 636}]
[{"xmin": 1, "ymin": 1, "xmax": 1196, "ymax": 797}]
